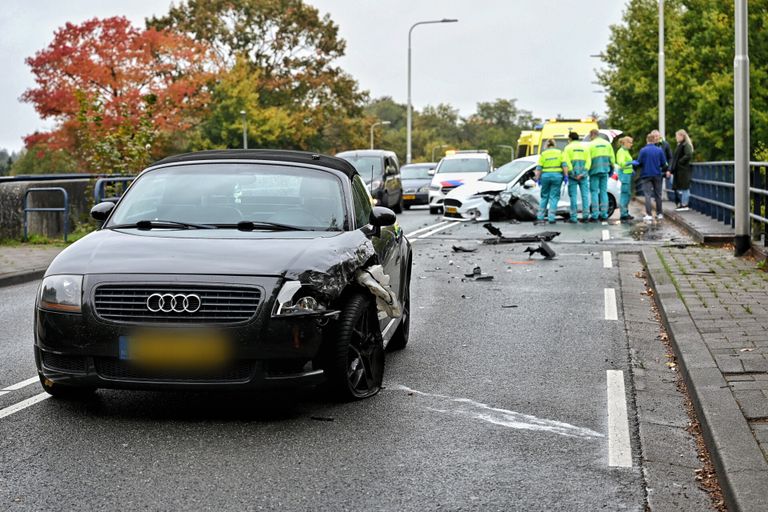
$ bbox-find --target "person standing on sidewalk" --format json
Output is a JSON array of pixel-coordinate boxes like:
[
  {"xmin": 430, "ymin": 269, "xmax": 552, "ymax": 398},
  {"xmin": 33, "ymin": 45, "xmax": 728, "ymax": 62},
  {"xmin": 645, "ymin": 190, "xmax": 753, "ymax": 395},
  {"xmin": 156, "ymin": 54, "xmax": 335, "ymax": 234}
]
[
  {"xmin": 637, "ymin": 132, "xmax": 668, "ymax": 222},
  {"xmin": 615, "ymin": 136, "xmax": 635, "ymax": 221},
  {"xmin": 651, "ymin": 129, "xmax": 674, "ymax": 200},
  {"xmin": 670, "ymin": 129, "xmax": 694, "ymax": 211},
  {"xmin": 587, "ymin": 129, "xmax": 615, "ymax": 221},
  {"xmin": 563, "ymin": 132, "xmax": 591, "ymax": 223},
  {"xmin": 535, "ymin": 139, "xmax": 569, "ymax": 224}
]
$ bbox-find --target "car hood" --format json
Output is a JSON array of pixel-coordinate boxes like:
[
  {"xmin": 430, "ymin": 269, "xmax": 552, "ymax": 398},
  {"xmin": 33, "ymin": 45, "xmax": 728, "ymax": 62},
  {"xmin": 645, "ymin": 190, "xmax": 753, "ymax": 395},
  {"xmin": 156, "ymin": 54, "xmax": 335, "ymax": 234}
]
[
  {"xmin": 430, "ymin": 172, "xmax": 487, "ymax": 188},
  {"xmin": 445, "ymin": 180, "xmax": 507, "ymax": 199},
  {"xmin": 47, "ymin": 229, "xmax": 377, "ymax": 293}
]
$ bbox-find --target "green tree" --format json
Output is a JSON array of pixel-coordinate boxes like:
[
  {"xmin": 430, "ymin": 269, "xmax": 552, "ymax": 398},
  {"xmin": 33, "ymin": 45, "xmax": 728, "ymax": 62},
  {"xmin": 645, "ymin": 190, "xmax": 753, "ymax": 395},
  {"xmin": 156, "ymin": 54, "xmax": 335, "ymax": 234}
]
[
  {"xmin": 149, "ymin": 0, "xmax": 368, "ymax": 153},
  {"xmin": 10, "ymin": 145, "xmax": 77, "ymax": 175}
]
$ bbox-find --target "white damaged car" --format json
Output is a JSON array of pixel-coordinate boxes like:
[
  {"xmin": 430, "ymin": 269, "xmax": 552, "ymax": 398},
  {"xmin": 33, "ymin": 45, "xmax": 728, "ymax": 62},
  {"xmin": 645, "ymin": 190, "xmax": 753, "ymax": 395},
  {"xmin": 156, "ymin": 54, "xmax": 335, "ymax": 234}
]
[{"xmin": 443, "ymin": 155, "xmax": 620, "ymax": 221}]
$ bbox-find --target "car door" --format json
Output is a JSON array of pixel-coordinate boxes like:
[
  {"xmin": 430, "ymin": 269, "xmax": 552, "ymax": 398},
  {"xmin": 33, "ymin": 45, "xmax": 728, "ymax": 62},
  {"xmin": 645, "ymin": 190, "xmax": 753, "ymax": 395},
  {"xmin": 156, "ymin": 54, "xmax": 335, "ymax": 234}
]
[
  {"xmin": 351, "ymin": 175, "xmax": 401, "ymax": 330},
  {"xmin": 383, "ymin": 157, "xmax": 397, "ymax": 207}
]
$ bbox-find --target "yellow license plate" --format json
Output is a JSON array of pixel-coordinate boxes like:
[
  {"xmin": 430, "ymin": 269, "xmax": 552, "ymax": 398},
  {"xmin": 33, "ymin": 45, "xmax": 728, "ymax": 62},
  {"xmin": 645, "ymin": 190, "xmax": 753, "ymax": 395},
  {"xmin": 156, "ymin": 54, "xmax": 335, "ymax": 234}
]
[
  {"xmin": 446, "ymin": 207, "xmax": 458, "ymax": 214},
  {"xmin": 120, "ymin": 329, "xmax": 232, "ymax": 369},
  {"xmin": 403, "ymin": 194, "xmax": 416, "ymax": 200}
]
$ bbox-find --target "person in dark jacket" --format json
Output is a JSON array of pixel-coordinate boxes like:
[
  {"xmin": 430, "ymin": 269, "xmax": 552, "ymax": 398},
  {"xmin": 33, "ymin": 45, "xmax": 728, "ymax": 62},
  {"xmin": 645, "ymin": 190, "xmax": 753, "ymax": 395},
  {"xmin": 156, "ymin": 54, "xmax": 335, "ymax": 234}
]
[
  {"xmin": 637, "ymin": 132, "xmax": 669, "ymax": 222},
  {"xmin": 669, "ymin": 129, "xmax": 694, "ymax": 211},
  {"xmin": 651, "ymin": 129, "xmax": 674, "ymax": 200}
]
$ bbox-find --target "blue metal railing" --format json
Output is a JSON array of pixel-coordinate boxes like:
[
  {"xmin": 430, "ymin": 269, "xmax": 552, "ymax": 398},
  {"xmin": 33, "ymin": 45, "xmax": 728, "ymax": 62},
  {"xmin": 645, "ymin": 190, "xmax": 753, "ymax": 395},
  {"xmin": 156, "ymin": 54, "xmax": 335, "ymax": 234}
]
[
  {"xmin": 690, "ymin": 162, "xmax": 768, "ymax": 246},
  {"xmin": 23, "ymin": 187, "xmax": 70, "ymax": 242},
  {"xmin": 93, "ymin": 177, "xmax": 134, "ymax": 203}
]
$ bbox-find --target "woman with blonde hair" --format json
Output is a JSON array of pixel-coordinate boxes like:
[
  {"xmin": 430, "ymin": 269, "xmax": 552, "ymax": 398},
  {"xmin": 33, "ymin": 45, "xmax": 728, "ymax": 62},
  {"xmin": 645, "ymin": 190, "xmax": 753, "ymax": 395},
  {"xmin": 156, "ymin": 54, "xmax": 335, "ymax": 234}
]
[
  {"xmin": 615, "ymin": 136, "xmax": 635, "ymax": 221},
  {"xmin": 670, "ymin": 129, "xmax": 694, "ymax": 211}
]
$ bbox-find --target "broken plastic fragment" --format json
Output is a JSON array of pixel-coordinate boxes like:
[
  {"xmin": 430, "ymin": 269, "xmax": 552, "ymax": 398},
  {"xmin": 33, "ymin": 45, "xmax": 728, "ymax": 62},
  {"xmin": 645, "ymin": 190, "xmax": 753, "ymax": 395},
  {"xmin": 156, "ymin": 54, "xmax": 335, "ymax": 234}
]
[
  {"xmin": 483, "ymin": 231, "xmax": 560, "ymax": 245},
  {"xmin": 452, "ymin": 245, "xmax": 477, "ymax": 253},
  {"xmin": 524, "ymin": 241, "xmax": 556, "ymax": 259},
  {"xmin": 483, "ymin": 223, "xmax": 503, "ymax": 238},
  {"xmin": 355, "ymin": 265, "xmax": 402, "ymax": 318}
]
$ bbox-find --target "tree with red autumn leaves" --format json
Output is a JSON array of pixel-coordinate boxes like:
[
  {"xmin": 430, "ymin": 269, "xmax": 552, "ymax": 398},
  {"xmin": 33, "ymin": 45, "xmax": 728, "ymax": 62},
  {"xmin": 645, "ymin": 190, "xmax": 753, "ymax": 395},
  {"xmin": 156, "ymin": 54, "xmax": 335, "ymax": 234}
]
[{"xmin": 22, "ymin": 16, "xmax": 214, "ymax": 173}]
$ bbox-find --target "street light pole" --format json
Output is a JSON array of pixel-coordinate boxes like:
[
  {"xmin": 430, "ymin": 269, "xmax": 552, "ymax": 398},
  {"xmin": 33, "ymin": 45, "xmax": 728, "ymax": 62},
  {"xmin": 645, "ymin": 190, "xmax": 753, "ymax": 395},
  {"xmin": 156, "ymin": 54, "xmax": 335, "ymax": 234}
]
[
  {"xmin": 734, "ymin": 0, "xmax": 751, "ymax": 256},
  {"xmin": 369, "ymin": 121, "xmax": 391, "ymax": 150},
  {"xmin": 431, "ymin": 144, "xmax": 448, "ymax": 162},
  {"xmin": 658, "ymin": 0, "xmax": 665, "ymax": 139},
  {"xmin": 407, "ymin": 18, "xmax": 458, "ymax": 165},
  {"xmin": 240, "ymin": 110, "xmax": 247, "ymax": 150}
]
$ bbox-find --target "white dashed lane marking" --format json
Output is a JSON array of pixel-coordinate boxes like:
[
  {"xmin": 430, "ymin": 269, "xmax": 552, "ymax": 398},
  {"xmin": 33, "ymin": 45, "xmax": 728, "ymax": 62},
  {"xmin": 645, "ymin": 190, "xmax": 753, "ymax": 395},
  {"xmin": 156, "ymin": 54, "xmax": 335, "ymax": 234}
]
[
  {"xmin": 601, "ymin": 229, "xmax": 610, "ymax": 241},
  {"xmin": 413, "ymin": 221, "xmax": 461, "ymax": 240},
  {"xmin": 604, "ymin": 288, "xmax": 618, "ymax": 321},
  {"xmin": 603, "ymin": 251, "xmax": 613, "ymax": 268},
  {"xmin": 405, "ymin": 221, "xmax": 448, "ymax": 238},
  {"xmin": 2, "ymin": 376, "xmax": 39, "ymax": 392},
  {"xmin": 606, "ymin": 370, "xmax": 632, "ymax": 467}
]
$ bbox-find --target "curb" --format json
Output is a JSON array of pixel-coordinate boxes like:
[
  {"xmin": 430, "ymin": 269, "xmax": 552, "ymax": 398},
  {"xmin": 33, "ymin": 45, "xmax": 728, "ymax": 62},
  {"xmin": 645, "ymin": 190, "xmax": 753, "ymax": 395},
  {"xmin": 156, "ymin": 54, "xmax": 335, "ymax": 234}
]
[
  {"xmin": 641, "ymin": 248, "xmax": 768, "ymax": 512},
  {"xmin": 662, "ymin": 209, "xmax": 734, "ymax": 245},
  {"xmin": 0, "ymin": 268, "xmax": 46, "ymax": 288}
]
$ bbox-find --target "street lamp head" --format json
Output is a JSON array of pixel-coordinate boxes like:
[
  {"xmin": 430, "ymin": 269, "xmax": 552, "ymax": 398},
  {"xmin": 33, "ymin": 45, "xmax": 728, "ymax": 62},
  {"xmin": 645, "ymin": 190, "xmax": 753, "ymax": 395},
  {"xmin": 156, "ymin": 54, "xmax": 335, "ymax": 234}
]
[
  {"xmin": 382, "ymin": 121, "xmax": 392, "ymax": 126},
  {"xmin": 240, "ymin": 110, "xmax": 246, "ymax": 115},
  {"xmin": 441, "ymin": 18, "xmax": 458, "ymax": 23}
]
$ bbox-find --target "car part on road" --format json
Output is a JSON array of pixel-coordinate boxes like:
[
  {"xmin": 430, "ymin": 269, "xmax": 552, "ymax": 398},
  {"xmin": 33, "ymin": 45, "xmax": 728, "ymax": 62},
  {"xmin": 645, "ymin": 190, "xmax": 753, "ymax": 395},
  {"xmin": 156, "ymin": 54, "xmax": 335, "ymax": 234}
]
[
  {"xmin": 524, "ymin": 242, "xmax": 556, "ymax": 260},
  {"xmin": 483, "ymin": 223, "xmax": 504, "ymax": 237},
  {"xmin": 452, "ymin": 245, "xmax": 477, "ymax": 253},
  {"xmin": 463, "ymin": 266, "xmax": 494, "ymax": 281},
  {"xmin": 482, "ymin": 231, "xmax": 561, "ymax": 245}
]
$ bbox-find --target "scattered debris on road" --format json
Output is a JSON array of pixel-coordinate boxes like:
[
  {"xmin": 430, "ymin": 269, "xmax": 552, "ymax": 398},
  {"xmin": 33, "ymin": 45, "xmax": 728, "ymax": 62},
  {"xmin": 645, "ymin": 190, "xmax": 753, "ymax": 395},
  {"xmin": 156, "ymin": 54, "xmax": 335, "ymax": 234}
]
[
  {"xmin": 483, "ymin": 231, "xmax": 561, "ymax": 245},
  {"xmin": 524, "ymin": 241, "xmax": 556, "ymax": 260},
  {"xmin": 310, "ymin": 416, "xmax": 335, "ymax": 422},
  {"xmin": 463, "ymin": 266, "xmax": 494, "ymax": 281},
  {"xmin": 452, "ymin": 245, "xmax": 478, "ymax": 253},
  {"xmin": 483, "ymin": 223, "xmax": 504, "ymax": 237}
]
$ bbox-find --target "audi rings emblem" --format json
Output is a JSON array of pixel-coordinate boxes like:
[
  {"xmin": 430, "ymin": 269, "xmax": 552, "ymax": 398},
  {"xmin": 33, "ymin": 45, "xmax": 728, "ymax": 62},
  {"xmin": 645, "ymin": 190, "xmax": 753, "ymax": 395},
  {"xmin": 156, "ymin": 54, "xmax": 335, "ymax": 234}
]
[{"xmin": 146, "ymin": 293, "xmax": 202, "ymax": 313}]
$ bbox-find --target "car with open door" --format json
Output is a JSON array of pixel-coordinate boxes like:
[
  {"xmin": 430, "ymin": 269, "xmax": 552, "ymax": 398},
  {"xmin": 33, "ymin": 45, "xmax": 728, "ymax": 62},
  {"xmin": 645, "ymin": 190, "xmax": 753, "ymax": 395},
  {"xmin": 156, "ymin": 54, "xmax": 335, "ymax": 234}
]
[
  {"xmin": 35, "ymin": 150, "xmax": 412, "ymax": 401},
  {"xmin": 336, "ymin": 149, "xmax": 403, "ymax": 213}
]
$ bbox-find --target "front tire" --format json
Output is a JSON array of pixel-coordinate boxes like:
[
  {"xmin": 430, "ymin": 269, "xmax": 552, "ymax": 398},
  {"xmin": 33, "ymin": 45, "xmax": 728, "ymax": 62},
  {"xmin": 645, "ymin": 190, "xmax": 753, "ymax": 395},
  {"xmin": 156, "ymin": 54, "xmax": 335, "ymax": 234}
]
[
  {"xmin": 511, "ymin": 198, "xmax": 537, "ymax": 221},
  {"xmin": 325, "ymin": 293, "xmax": 384, "ymax": 401},
  {"xmin": 39, "ymin": 375, "xmax": 96, "ymax": 400},
  {"xmin": 429, "ymin": 206, "xmax": 441, "ymax": 215},
  {"xmin": 607, "ymin": 195, "xmax": 617, "ymax": 218}
]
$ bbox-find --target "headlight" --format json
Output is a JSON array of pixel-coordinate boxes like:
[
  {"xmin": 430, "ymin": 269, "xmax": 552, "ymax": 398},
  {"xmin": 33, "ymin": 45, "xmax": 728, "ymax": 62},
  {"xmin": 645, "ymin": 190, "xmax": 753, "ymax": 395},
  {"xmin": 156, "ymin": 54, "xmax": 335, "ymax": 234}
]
[
  {"xmin": 273, "ymin": 281, "xmax": 327, "ymax": 317},
  {"xmin": 418, "ymin": 185, "xmax": 429, "ymax": 193},
  {"xmin": 39, "ymin": 275, "xmax": 83, "ymax": 313},
  {"xmin": 429, "ymin": 184, "xmax": 441, "ymax": 191}
]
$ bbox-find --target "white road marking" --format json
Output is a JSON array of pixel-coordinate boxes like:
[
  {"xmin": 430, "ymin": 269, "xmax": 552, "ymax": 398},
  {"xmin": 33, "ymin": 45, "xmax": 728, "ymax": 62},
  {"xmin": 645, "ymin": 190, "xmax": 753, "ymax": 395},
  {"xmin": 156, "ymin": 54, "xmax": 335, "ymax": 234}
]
[
  {"xmin": 0, "ymin": 392, "xmax": 51, "ymax": 420},
  {"xmin": 2, "ymin": 376, "xmax": 39, "ymax": 392},
  {"xmin": 415, "ymin": 221, "xmax": 461, "ymax": 239},
  {"xmin": 606, "ymin": 370, "xmax": 632, "ymax": 467},
  {"xmin": 0, "ymin": 391, "xmax": 9, "ymax": 397},
  {"xmin": 601, "ymin": 221, "xmax": 608, "ymax": 226},
  {"xmin": 603, "ymin": 251, "xmax": 613, "ymax": 269},
  {"xmin": 405, "ymin": 221, "xmax": 448, "ymax": 238},
  {"xmin": 601, "ymin": 229, "xmax": 610, "ymax": 241},
  {"xmin": 604, "ymin": 288, "xmax": 618, "ymax": 320},
  {"xmin": 392, "ymin": 385, "xmax": 604, "ymax": 439}
]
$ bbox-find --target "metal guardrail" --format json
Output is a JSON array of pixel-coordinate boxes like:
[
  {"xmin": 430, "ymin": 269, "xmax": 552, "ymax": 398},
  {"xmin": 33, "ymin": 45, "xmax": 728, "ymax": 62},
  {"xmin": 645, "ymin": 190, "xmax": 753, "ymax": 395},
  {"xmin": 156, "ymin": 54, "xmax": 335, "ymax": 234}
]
[
  {"xmin": 94, "ymin": 177, "xmax": 134, "ymax": 203},
  {"xmin": 690, "ymin": 161, "xmax": 768, "ymax": 246},
  {"xmin": 23, "ymin": 187, "xmax": 70, "ymax": 242}
]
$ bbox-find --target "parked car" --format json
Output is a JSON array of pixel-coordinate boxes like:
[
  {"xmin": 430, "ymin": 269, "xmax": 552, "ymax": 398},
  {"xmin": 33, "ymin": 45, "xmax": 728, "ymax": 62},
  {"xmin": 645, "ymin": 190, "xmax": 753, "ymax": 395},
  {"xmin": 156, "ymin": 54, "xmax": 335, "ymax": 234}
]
[
  {"xmin": 336, "ymin": 149, "xmax": 403, "ymax": 213},
  {"xmin": 35, "ymin": 150, "xmax": 412, "ymax": 401},
  {"xmin": 443, "ymin": 155, "xmax": 619, "ymax": 221},
  {"xmin": 428, "ymin": 151, "xmax": 493, "ymax": 214},
  {"xmin": 400, "ymin": 162, "xmax": 435, "ymax": 209}
]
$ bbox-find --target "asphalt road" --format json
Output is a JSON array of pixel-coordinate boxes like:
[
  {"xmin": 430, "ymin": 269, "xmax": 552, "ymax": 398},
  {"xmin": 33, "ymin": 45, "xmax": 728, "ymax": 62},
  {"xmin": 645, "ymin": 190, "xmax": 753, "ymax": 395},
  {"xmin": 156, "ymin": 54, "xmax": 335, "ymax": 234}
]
[{"xmin": 0, "ymin": 206, "xmax": 693, "ymax": 511}]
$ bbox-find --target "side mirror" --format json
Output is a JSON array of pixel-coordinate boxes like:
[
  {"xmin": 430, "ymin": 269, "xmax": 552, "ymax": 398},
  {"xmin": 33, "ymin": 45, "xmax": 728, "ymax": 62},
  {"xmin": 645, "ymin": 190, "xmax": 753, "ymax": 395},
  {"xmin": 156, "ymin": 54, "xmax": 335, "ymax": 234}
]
[
  {"xmin": 369, "ymin": 206, "xmax": 396, "ymax": 227},
  {"xmin": 523, "ymin": 179, "xmax": 536, "ymax": 189},
  {"xmin": 428, "ymin": 169, "xmax": 436, "ymax": 176},
  {"xmin": 386, "ymin": 166, "xmax": 397, "ymax": 176},
  {"xmin": 91, "ymin": 201, "xmax": 115, "ymax": 222}
]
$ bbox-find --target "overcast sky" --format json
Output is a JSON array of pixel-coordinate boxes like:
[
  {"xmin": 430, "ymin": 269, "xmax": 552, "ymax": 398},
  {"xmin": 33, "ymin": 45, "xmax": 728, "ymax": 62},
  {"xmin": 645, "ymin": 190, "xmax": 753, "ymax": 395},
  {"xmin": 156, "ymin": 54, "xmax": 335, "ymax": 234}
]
[{"xmin": 0, "ymin": 0, "xmax": 626, "ymax": 151}]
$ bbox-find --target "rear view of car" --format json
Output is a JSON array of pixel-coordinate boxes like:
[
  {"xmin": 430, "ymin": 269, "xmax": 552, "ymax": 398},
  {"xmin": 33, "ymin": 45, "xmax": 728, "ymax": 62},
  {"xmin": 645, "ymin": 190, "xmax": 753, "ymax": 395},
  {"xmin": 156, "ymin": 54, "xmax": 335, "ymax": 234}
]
[
  {"xmin": 428, "ymin": 151, "xmax": 492, "ymax": 214},
  {"xmin": 400, "ymin": 163, "xmax": 435, "ymax": 209}
]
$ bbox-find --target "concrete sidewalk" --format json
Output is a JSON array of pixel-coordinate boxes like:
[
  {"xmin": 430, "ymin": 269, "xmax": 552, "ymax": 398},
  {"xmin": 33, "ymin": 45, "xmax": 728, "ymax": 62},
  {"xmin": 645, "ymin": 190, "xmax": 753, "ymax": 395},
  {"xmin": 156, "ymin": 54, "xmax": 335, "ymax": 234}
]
[
  {"xmin": 0, "ymin": 245, "xmax": 64, "ymax": 287},
  {"xmin": 644, "ymin": 245, "xmax": 768, "ymax": 511}
]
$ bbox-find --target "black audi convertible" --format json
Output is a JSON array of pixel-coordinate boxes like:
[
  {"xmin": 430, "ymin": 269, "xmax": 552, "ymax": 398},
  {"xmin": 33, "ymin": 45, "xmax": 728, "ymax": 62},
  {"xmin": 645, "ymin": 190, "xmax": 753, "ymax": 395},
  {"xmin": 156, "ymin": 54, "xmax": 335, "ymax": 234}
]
[{"xmin": 34, "ymin": 150, "xmax": 412, "ymax": 401}]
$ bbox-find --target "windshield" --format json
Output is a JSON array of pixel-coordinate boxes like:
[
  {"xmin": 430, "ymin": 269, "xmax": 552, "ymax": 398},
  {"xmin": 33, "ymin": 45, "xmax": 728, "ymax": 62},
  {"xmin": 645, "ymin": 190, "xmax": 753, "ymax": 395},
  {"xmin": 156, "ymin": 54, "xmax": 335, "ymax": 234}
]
[
  {"xmin": 338, "ymin": 155, "xmax": 383, "ymax": 183},
  {"xmin": 107, "ymin": 163, "xmax": 346, "ymax": 231},
  {"xmin": 482, "ymin": 160, "xmax": 534, "ymax": 183},
  {"xmin": 437, "ymin": 157, "xmax": 490, "ymax": 174},
  {"xmin": 401, "ymin": 164, "xmax": 433, "ymax": 179}
]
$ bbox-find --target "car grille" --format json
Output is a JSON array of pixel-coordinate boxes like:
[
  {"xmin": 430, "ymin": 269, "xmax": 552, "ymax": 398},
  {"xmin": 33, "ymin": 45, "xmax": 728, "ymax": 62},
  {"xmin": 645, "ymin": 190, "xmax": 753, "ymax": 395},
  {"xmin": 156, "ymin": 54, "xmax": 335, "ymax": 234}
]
[
  {"xmin": 93, "ymin": 284, "xmax": 261, "ymax": 325},
  {"xmin": 443, "ymin": 199, "xmax": 462, "ymax": 208},
  {"xmin": 94, "ymin": 358, "xmax": 254, "ymax": 382},
  {"xmin": 41, "ymin": 351, "xmax": 88, "ymax": 373}
]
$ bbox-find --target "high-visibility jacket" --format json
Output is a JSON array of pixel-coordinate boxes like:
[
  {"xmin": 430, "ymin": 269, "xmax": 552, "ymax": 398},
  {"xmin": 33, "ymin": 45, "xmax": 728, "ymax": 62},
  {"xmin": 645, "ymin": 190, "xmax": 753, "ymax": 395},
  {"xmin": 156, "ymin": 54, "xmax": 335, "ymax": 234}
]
[
  {"xmin": 589, "ymin": 138, "xmax": 616, "ymax": 174},
  {"xmin": 537, "ymin": 148, "xmax": 568, "ymax": 173},
  {"xmin": 616, "ymin": 147, "xmax": 634, "ymax": 174},
  {"xmin": 563, "ymin": 141, "xmax": 591, "ymax": 176}
]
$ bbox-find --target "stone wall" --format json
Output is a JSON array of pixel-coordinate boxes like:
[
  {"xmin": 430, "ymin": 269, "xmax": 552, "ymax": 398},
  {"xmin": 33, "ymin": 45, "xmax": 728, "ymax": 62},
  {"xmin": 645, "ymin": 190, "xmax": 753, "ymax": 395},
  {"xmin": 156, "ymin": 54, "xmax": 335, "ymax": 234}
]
[{"xmin": 0, "ymin": 179, "xmax": 95, "ymax": 240}]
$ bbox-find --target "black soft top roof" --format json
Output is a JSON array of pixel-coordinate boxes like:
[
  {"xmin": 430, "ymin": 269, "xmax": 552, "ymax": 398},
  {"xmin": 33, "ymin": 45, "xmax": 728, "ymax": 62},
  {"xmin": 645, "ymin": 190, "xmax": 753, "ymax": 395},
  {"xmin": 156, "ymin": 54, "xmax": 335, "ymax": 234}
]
[{"xmin": 151, "ymin": 150, "xmax": 359, "ymax": 180}]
